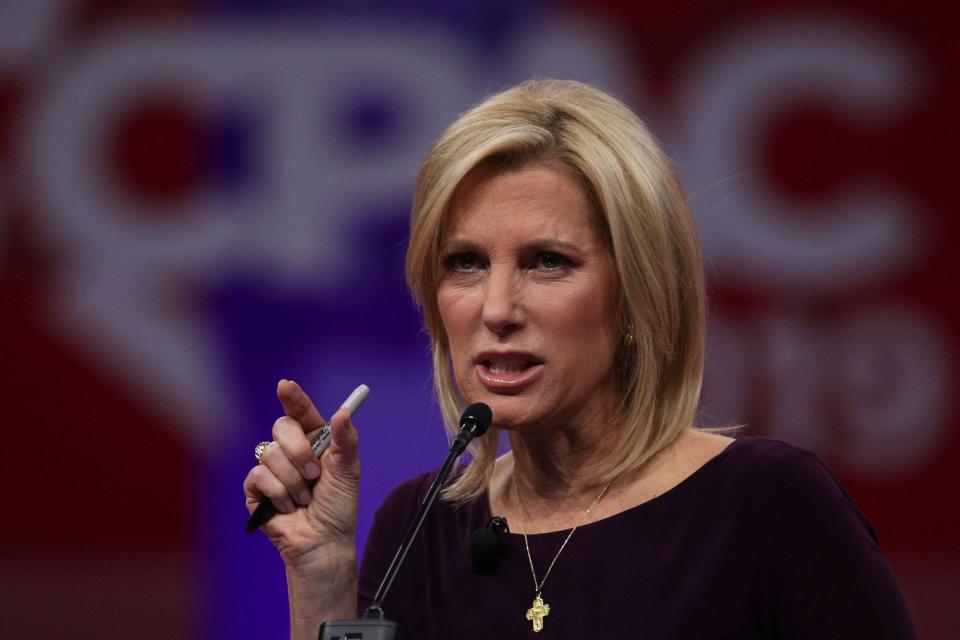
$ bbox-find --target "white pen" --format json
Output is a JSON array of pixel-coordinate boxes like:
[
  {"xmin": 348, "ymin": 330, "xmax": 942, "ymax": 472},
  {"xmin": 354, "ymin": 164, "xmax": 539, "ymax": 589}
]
[
  {"xmin": 246, "ymin": 383, "xmax": 371, "ymax": 532},
  {"xmin": 310, "ymin": 384, "xmax": 370, "ymax": 457}
]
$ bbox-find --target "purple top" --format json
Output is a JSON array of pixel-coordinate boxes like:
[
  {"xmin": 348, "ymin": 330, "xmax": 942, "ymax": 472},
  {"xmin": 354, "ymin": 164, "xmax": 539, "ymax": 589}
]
[{"xmin": 358, "ymin": 437, "xmax": 914, "ymax": 638}]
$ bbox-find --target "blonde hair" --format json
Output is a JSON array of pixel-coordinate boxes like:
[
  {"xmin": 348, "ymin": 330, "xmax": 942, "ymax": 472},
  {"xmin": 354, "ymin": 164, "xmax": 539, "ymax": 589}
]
[{"xmin": 405, "ymin": 79, "xmax": 706, "ymax": 502}]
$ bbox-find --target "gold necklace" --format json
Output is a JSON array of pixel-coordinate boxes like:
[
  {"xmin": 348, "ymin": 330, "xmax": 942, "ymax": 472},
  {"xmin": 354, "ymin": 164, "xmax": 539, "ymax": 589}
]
[{"xmin": 513, "ymin": 472, "xmax": 616, "ymax": 633}]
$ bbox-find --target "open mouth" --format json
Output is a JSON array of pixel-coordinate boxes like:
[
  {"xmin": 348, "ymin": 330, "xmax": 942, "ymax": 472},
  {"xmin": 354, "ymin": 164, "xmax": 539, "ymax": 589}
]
[
  {"xmin": 482, "ymin": 358, "xmax": 541, "ymax": 374},
  {"xmin": 476, "ymin": 355, "xmax": 545, "ymax": 390}
]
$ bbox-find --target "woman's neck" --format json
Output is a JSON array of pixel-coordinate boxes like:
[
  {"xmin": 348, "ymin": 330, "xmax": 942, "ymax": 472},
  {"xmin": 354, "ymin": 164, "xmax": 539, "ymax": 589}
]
[{"xmin": 503, "ymin": 409, "xmax": 621, "ymax": 523}]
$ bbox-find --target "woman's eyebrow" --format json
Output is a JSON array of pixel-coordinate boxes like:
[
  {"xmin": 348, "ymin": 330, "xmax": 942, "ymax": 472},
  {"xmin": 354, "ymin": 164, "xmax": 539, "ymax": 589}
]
[
  {"xmin": 442, "ymin": 238, "xmax": 582, "ymax": 253},
  {"xmin": 439, "ymin": 239, "xmax": 483, "ymax": 255},
  {"xmin": 519, "ymin": 239, "xmax": 581, "ymax": 254}
]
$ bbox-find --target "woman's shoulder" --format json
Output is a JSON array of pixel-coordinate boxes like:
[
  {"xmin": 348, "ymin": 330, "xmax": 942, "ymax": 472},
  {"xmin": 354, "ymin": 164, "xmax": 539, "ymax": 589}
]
[
  {"xmin": 645, "ymin": 432, "xmax": 823, "ymax": 501},
  {"xmin": 365, "ymin": 468, "xmax": 488, "ymax": 570},
  {"xmin": 720, "ymin": 435, "xmax": 849, "ymax": 490},
  {"xmin": 374, "ymin": 466, "xmax": 485, "ymax": 521},
  {"xmin": 720, "ymin": 439, "xmax": 913, "ymax": 634},
  {"xmin": 375, "ymin": 470, "xmax": 439, "ymax": 518},
  {"xmin": 620, "ymin": 432, "xmax": 838, "ymax": 513},
  {"xmin": 714, "ymin": 435, "xmax": 842, "ymax": 490},
  {"xmin": 365, "ymin": 471, "xmax": 455, "ymax": 558},
  {"xmin": 716, "ymin": 432, "xmax": 812, "ymax": 461},
  {"xmin": 713, "ymin": 435, "xmax": 878, "ymax": 540}
]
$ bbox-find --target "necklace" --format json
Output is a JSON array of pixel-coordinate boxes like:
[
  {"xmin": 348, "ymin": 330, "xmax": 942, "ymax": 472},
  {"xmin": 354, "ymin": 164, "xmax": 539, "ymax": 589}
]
[{"xmin": 513, "ymin": 472, "xmax": 616, "ymax": 633}]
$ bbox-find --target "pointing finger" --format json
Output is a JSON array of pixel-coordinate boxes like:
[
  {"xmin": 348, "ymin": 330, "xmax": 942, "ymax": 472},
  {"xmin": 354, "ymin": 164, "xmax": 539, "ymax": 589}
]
[{"xmin": 276, "ymin": 379, "xmax": 326, "ymax": 432}]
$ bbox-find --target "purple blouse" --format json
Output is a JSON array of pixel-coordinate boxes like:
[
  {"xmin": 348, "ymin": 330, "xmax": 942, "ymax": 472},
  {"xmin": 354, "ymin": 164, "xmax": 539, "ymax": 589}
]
[{"xmin": 357, "ymin": 437, "xmax": 914, "ymax": 638}]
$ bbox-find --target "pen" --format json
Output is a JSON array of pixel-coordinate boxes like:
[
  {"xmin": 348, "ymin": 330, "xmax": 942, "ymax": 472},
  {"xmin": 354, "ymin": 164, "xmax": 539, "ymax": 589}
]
[{"xmin": 245, "ymin": 384, "xmax": 370, "ymax": 532}]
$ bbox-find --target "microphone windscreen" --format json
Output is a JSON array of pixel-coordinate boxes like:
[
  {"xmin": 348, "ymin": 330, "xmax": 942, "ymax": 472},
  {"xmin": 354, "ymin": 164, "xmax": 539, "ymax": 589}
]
[
  {"xmin": 467, "ymin": 527, "xmax": 501, "ymax": 572},
  {"xmin": 461, "ymin": 402, "xmax": 493, "ymax": 436}
]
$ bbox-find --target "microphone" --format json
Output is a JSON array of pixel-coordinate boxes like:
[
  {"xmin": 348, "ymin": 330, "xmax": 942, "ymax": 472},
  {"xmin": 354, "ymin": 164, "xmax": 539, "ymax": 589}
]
[
  {"xmin": 468, "ymin": 516, "xmax": 509, "ymax": 573},
  {"xmin": 450, "ymin": 402, "xmax": 493, "ymax": 454},
  {"xmin": 319, "ymin": 403, "xmax": 493, "ymax": 640}
]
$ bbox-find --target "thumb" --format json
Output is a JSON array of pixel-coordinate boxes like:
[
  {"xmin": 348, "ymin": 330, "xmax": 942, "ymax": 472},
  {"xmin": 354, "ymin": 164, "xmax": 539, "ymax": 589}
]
[{"xmin": 325, "ymin": 407, "xmax": 360, "ymax": 475}]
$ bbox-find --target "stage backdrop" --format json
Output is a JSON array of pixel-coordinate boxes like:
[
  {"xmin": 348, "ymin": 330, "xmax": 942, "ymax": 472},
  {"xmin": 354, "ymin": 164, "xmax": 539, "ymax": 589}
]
[{"xmin": 1, "ymin": 1, "xmax": 956, "ymax": 638}]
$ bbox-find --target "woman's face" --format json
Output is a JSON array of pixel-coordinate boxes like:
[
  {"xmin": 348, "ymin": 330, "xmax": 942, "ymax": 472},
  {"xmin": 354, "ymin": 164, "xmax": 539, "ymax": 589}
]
[{"xmin": 437, "ymin": 162, "xmax": 621, "ymax": 432}]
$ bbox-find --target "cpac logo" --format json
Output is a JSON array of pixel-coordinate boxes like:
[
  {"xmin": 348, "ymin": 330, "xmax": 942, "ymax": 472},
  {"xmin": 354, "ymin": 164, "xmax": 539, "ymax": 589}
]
[
  {"xmin": 16, "ymin": 13, "xmax": 948, "ymax": 471},
  {"xmin": 19, "ymin": 15, "xmax": 637, "ymax": 444}
]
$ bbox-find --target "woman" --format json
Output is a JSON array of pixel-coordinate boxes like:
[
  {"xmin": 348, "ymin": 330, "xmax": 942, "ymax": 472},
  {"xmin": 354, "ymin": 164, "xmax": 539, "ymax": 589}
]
[{"xmin": 244, "ymin": 80, "xmax": 914, "ymax": 638}]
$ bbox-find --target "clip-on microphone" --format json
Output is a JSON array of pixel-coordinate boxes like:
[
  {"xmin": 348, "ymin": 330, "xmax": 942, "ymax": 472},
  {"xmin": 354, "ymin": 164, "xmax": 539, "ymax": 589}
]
[
  {"xmin": 468, "ymin": 516, "xmax": 509, "ymax": 573},
  {"xmin": 318, "ymin": 403, "xmax": 493, "ymax": 640}
]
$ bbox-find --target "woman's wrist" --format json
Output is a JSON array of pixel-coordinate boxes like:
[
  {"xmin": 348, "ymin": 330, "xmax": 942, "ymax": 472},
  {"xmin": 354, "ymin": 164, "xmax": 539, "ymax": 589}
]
[
  {"xmin": 282, "ymin": 538, "xmax": 356, "ymax": 572},
  {"xmin": 286, "ymin": 554, "xmax": 358, "ymax": 640},
  {"xmin": 285, "ymin": 546, "xmax": 357, "ymax": 605}
]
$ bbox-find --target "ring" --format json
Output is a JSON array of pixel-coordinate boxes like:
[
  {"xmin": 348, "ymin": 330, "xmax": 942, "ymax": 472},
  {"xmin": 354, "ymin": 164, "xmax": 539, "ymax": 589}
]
[{"xmin": 254, "ymin": 441, "xmax": 273, "ymax": 465}]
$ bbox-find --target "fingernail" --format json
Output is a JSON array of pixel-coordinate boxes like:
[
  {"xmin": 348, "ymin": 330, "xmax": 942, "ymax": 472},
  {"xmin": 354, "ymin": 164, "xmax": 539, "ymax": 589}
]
[
  {"xmin": 304, "ymin": 462, "xmax": 320, "ymax": 479},
  {"xmin": 297, "ymin": 490, "xmax": 312, "ymax": 506},
  {"xmin": 286, "ymin": 500, "xmax": 297, "ymax": 514}
]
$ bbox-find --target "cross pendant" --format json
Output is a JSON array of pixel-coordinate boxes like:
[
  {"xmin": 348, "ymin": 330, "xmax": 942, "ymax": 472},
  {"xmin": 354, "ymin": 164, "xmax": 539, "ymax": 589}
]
[{"xmin": 525, "ymin": 594, "xmax": 551, "ymax": 632}]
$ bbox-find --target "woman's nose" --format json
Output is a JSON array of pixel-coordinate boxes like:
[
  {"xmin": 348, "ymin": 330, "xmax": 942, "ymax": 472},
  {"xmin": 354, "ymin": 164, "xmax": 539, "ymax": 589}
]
[{"xmin": 481, "ymin": 268, "xmax": 522, "ymax": 336}]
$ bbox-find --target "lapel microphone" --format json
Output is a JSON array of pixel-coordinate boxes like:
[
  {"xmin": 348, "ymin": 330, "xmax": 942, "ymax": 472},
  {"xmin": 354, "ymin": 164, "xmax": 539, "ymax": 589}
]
[{"xmin": 468, "ymin": 515, "xmax": 509, "ymax": 573}]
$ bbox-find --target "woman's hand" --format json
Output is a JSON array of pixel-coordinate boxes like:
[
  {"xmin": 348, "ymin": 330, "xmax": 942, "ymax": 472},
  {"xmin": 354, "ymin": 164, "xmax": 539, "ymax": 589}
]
[
  {"xmin": 243, "ymin": 379, "xmax": 361, "ymax": 569},
  {"xmin": 244, "ymin": 380, "xmax": 361, "ymax": 636}
]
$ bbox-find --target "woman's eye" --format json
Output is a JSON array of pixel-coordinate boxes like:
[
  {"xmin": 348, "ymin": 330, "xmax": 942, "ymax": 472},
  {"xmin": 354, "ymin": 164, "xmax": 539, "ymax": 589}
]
[
  {"xmin": 534, "ymin": 252, "xmax": 570, "ymax": 270},
  {"xmin": 444, "ymin": 252, "xmax": 482, "ymax": 271}
]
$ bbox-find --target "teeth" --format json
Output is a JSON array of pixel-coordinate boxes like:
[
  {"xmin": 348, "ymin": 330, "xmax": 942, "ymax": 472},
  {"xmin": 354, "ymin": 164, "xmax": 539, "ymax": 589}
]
[{"xmin": 486, "ymin": 359, "xmax": 534, "ymax": 374}]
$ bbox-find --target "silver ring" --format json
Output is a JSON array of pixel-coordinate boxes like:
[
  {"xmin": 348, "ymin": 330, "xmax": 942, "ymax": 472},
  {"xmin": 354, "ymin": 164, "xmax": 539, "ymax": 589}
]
[{"xmin": 254, "ymin": 441, "xmax": 273, "ymax": 465}]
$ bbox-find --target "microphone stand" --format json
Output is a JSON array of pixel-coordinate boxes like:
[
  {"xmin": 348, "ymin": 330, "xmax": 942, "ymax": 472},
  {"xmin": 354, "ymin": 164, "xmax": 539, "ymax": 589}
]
[{"xmin": 318, "ymin": 404, "xmax": 492, "ymax": 640}]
